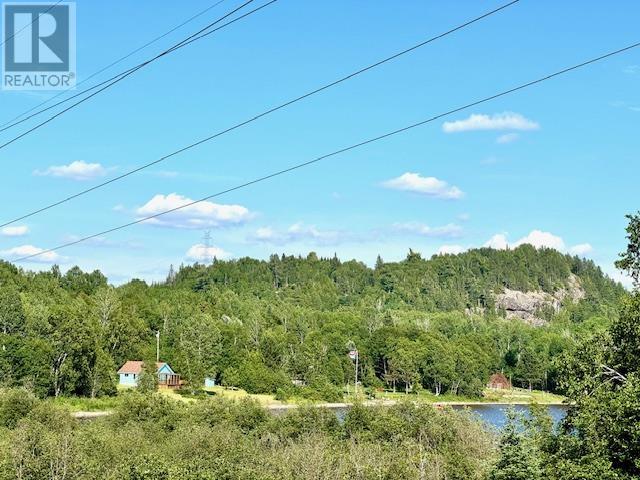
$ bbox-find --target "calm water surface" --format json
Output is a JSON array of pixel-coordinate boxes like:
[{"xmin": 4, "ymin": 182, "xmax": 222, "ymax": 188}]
[
  {"xmin": 452, "ymin": 404, "xmax": 568, "ymax": 429},
  {"xmin": 305, "ymin": 404, "xmax": 568, "ymax": 430}
]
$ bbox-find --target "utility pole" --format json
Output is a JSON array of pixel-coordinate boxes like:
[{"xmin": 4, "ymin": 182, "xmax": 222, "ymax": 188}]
[
  {"xmin": 348, "ymin": 342, "xmax": 358, "ymax": 397},
  {"xmin": 156, "ymin": 330, "xmax": 160, "ymax": 362},
  {"xmin": 355, "ymin": 349, "xmax": 359, "ymax": 396}
]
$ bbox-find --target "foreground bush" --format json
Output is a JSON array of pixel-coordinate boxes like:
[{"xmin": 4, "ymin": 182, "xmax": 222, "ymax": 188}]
[
  {"xmin": 0, "ymin": 387, "xmax": 39, "ymax": 428},
  {"xmin": 0, "ymin": 392, "xmax": 495, "ymax": 479}
]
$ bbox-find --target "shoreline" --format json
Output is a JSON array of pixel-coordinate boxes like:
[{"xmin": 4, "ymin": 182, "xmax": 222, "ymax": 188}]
[
  {"xmin": 73, "ymin": 399, "xmax": 566, "ymax": 419},
  {"xmin": 266, "ymin": 399, "xmax": 567, "ymax": 411}
]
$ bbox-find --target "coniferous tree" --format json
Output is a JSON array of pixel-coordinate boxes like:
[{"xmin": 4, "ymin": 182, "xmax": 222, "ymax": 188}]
[{"xmin": 490, "ymin": 411, "xmax": 541, "ymax": 480}]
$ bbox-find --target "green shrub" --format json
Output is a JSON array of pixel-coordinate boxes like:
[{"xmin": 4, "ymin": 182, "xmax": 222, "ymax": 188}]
[
  {"xmin": 269, "ymin": 405, "xmax": 340, "ymax": 440},
  {"xmin": 188, "ymin": 397, "xmax": 268, "ymax": 433},
  {"xmin": 223, "ymin": 353, "xmax": 291, "ymax": 394},
  {"xmin": 0, "ymin": 387, "xmax": 39, "ymax": 428},
  {"xmin": 112, "ymin": 392, "xmax": 183, "ymax": 431},
  {"xmin": 0, "ymin": 396, "xmax": 495, "ymax": 479},
  {"xmin": 126, "ymin": 454, "xmax": 170, "ymax": 480},
  {"xmin": 274, "ymin": 387, "xmax": 292, "ymax": 401},
  {"xmin": 298, "ymin": 377, "xmax": 343, "ymax": 403},
  {"xmin": 137, "ymin": 361, "xmax": 159, "ymax": 394}
]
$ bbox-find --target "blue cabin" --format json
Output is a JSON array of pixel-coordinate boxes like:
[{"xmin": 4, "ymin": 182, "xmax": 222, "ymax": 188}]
[{"xmin": 117, "ymin": 361, "xmax": 180, "ymax": 388}]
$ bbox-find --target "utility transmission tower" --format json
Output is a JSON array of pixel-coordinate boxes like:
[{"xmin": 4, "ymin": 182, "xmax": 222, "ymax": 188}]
[{"xmin": 203, "ymin": 230, "xmax": 213, "ymax": 264}]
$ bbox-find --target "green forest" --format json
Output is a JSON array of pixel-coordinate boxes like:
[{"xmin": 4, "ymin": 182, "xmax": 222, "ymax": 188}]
[
  {"xmin": 0, "ymin": 213, "xmax": 639, "ymax": 479},
  {"xmin": 0, "ymin": 241, "xmax": 625, "ymax": 401}
]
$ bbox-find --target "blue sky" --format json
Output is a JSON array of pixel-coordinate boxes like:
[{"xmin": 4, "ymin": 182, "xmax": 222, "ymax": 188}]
[{"xmin": 0, "ymin": 0, "xmax": 638, "ymax": 285}]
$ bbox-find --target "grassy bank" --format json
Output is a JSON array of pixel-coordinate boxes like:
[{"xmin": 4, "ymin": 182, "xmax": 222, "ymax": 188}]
[
  {"xmin": 53, "ymin": 385, "xmax": 565, "ymax": 412},
  {"xmin": 481, "ymin": 387, "xmax": 565, "ymax": 404},
  {"xmin": 52, "ymin": 395, "xmax": 124, "ymax": 412},
  {"xmin": 345, "ymin": 387, "xmax": 565, "ymax": 405}
]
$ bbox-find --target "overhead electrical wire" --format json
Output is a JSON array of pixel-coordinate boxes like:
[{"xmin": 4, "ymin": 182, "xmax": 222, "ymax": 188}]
[
  {"xmin": 0, "ymin": 0, "xmax": 63, "ymax": 49},
  {"xmin": 0, "ymin": 0, "xmax": 519, "ymax": 228},
  {"xmin": 13, "ymin": 40, "xmax": 640, "ymax": 263},
  {"xmin": 0, "ymin": 0, "xmax": 277, "ymax": 149},
  {"xmin": 0, "ymin": 0, "xmax": 230, "ymax": 129}
]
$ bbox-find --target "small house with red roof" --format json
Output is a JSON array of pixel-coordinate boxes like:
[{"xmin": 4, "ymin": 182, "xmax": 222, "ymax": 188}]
[
  {"xmin": 117, "ymin": 360, "xmax": 180, "ymax": 388},
  {"xmin": 487, "ymin": 372, "xmax": 511, "ymax": 390}
]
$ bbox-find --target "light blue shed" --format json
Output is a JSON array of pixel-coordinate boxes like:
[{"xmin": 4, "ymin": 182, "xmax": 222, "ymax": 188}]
[{"xmin": 204, "ymin": 377, "xmax": 216, "ymax": 388}]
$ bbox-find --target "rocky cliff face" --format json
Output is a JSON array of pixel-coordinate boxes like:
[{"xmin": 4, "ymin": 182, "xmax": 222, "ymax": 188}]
[{"xmin": 494, "ymin": 274, "xmax": 585, "ymax": 326}]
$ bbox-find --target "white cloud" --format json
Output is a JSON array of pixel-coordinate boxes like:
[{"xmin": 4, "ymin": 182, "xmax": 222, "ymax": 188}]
[
  {"xmin": 254, "ymin": 227, "xmax": 277, "ymax": 241},
  {"xmin": 442, "ymin": 112, "xmax": 539, "ymax": 133},
  {"xmin": 393, "ymin": 222, "xmax": 463, "ymax": 239},
  {"xmin": 0, "ymin": 245, "xmax": 61, "ymax": 263},
  {"xmin": 252, "ymin": 221, "xmax": 462, "ymax": 246},
  {"xmin": 252, "ymin": 223, "xmax": 345, "ymax": 246},
  {"xmin": 186, "ymin": 243, "xmax": 230, "ymax": 261},
  {"xmin": 569, "ymin": 243, "xmax": 593, "ymax": 256},
  {"xmin": 496, "ymin": 133, "xmax": 520, "ymax": 144},
  {"xmin": 483, "ymin": 233, "xmax": 509, "ymax": 250},
  {"xmin": 382, "ymin": 172, "xmax": 464, "ymax": 199},
  {"xmin": 63, "ymin": 234, "xmax": 142, "ymax": 250},
  {"xmin": 483, "ymin": 230, "xmax": 593, "ymax": 256},
  {"xmin": 457, "ymin": 213, "xmax": 470, "ymax": 222},
  {"xmin": 34, "ymin": 160, "xmax": 107, "ymax": 181},
  {"xmin": 603, "ymin": 267, "xmax": 634, "ymax": 290},
  {"xmin": 514, "ymin": 230, "xmax": 565, "ymax": 250},
  {"xmin": 610, "ymin": 100, "xmax": 640, "ymax": 113},
  {"xmin": 136, "ymin": 193, "xmax": 252, "ymax": 229},
  {"xmin": 0, "ymin": 225, "xmax": 28, "ymax": 237},
  {"xmin": 437, "ymin": 245, "xmax": 465, "ymax": 255},
  {"xmin": 623, "ymin": 65, "xmax": 640, "ymax": 75}
]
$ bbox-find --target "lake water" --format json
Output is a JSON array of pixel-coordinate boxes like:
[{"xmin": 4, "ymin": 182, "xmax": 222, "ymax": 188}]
[
  {"xmin": 451, "ymin": 404, "xmax": 568, "ymax": 430},
  {"xmin": 278, "ymin": 403, "xmax": 568, "ymax": 430}
]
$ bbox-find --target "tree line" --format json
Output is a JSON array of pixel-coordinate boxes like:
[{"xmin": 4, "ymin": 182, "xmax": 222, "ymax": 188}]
[{"xmin": 0, "ymin": 243, "xmax": 624, "ymax": 400}]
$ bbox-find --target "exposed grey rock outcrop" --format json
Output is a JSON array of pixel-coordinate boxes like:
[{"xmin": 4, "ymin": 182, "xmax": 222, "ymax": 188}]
[
  {"xmin": 556, "ymin": 273, "xmax": 586, "ymax": 302},
  {"xmin": 495, "ymin": 274, "xmax": 585, "ymax": 326}
]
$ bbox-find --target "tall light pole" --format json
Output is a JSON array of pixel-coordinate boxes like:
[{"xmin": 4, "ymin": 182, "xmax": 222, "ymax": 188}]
[
  {"xmin": 156, "ymin": 330, "xmax": 160, "ymax": 362},
  {"xmin": 355, "ymin": 350, "xmax": 359, "ymax": 396}
]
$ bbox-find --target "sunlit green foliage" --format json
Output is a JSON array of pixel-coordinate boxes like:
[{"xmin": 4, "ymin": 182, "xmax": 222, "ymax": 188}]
[
  {"xmin": 0, "ymin": 393, "xmax": 495, "ymax": 480},
  {"xmin": 490, "ymin": 213, "xmax": 640, "ymax": 479},
  {"xmin": 0, "ymin": 245, "xmax": 623, "ymax": 400}
]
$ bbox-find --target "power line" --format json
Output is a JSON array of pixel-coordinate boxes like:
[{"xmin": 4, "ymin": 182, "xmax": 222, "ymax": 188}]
[
  {"xmin": 0, "ymin": 0, "xmax": 277, "ymax": 150},
  {"xmin": 0, "ymin": 0, "xmax": 63, "ymax": 49},
  {"xmin": 0, "ymin": 0, "xmax": 275, "ymax": 140},
  {"xmin": 13, "ymin": 40, "xmax": 640, "ymax": 263},
  {"xmin": 0, "ymin": 0, "xmax": 229, "ymax": 129},
  {"xmin": 0, "ymin": 0, "xmax": 267, "ymax": 139},
  {"xmin": 0, "ymin": 0, "xmax": 520, "ymax": 228},
  {"xmin": 0, "ymin": 0, "xmax": 261, "ymax": 136}
]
